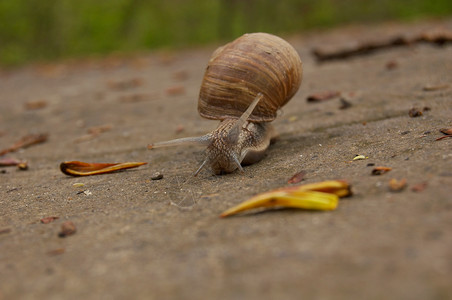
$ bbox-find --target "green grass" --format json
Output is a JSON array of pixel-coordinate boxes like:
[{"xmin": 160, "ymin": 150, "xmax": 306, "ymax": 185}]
[{"xmin": 0, "ymin": 0, "xmax": 451, "ymax": 66}]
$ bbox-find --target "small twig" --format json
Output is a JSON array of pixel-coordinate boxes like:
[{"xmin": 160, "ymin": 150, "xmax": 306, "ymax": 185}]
[
  {"xmin": 312, "ymin": 30, "xmax": 452, "ymax": 62},
  {"xmin": 0, "ymin": 133, "xmax": 48, "ymax": 156},
  {"xmin": 436, "ymin": 135, "xmax": 452, "ymax": 141}
]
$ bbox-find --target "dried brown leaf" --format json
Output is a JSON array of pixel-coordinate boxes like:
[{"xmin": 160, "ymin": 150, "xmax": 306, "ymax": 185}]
[
  {"xmin": 165, "ymin": 85, "xmax": 186, "ymax": 96},
  {"xmin": 59, "ymin": 221, "xmax": 76, "ymax": 237},
  {"xmin": 371, "ymin": 166, "xmax": 392, "ymax": 175},
  {"xmin": 385, "ymin": 60, "xmax": 399, "ymax": 70},
  {"xmin": 47, "ymin": 248, "xmax": 66, "ymax": 256},
  {"xmin": 287, "ymin": 171, "xmax": 306, "ymax": 184},
  {"xmin": 411, "ymin": 182, "xmax": 428, "ymax": 192},
  {"xmin": 118, "ymin": 93, "xmax": 157, "ymax": 103},
  {"xmin": 60, "ymin": 161, "xmax": 147, "ymax": 176},
  {"xmin": 107, "ymin": 78, "xmax": 143, "ymax": 90},
  {"xmin": 0, "ymin": 133, "xmax": 48, "ymax": 156},
  {"xmin": 0, "ymin": 228, "xmax": 12, "ymax": 235},
  {"xmin": 388, "ymin": 178, "xmax": 407, "ymax": 192},
  {"xmin": 24, "ymin": 100, "xmax": 48, "ymax": 110},
  {"xmin": 307, "ymin": 91, "xmax": 340, "ymax": 102},
  {"xmin": 40, "ymin": 216, "xmax": 59, "ymax": 224},
  {"xmin": 440, "ymin": 128, "xmax": 452, "ymax": 135}
]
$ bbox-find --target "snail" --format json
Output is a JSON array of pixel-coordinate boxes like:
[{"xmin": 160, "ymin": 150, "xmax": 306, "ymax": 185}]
[{"xmin": 148, "ymin": 32, "xmax": 303, "ymax": 175}]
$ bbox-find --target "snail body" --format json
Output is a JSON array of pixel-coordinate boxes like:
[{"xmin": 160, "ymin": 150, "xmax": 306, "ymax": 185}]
[{"xmin": 149, "ymin": 33, "xmax": 303, "ymax": 175}]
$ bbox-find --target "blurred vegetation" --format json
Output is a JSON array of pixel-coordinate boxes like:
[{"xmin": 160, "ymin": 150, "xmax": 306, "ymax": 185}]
[{"xmin": 0, "ymin": 0, "xmax": 451, "ymax": 66}]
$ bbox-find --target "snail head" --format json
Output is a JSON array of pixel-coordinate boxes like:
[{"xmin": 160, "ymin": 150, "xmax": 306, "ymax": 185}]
[{"xmin": 148, "ymin": 93, "xmax": 263, "ymax": 176}]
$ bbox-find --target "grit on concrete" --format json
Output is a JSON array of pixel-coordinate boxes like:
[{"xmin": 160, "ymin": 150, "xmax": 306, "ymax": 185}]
[{"xmin": 1, "ymin": 19, "xmax": 451, "ymax": 300}]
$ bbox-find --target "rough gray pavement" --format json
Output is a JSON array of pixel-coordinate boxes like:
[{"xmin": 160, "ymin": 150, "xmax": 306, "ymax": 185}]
[{"xmin": 1, "ymin": 19, "xmax": 451, "ymax": 300}]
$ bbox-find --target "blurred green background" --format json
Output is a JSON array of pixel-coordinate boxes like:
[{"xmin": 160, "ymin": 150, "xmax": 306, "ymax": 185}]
[{"xmin": 1, "ymin": 0, "xmax": 451, "ymax": 66}]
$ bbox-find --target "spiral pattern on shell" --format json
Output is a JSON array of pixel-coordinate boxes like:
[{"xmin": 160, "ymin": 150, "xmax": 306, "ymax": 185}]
[{"xmin": 198, "ymin": 32, "xmax": 303, "ymax": 122}]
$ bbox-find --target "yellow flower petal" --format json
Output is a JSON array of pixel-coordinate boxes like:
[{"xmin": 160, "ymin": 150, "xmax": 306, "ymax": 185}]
[{"xmin": 220, "ymin": 180, "xmax": 351, "ymax": 218}]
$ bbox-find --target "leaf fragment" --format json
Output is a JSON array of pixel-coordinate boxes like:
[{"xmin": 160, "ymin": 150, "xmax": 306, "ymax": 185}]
[
  {"xmin": 411, "ymin": 182, "xmax": 428, "ymax": 192},
  {"xmin": 287, "ymin": 170, "xmax": 306, "ymax": 184},
  {"xmin": 306, "ymin": 91, "xmax": 340, "ymax": 102},
  {"xmin": 0, "ymin": 157, "xmax": 24, "ymax": 167},
  {"xmin": 0, "ymin": 228, "xmax": 12, "ymax": 235},
  {"xmin": 24, "ymin": 100, "xmax": 48, "ymax": 110},
  {"xmin": 353, "ymin": 154, "xmax": 368, "ymax": 161},
  {"xmin": 440, "ymin": 128, "xmax": 452, "ymax": 135},
  {"xmin": 220, "ymin": 180, "xmax": 351, "ymax": 218},
  {"xmin": 60, "ymin": 161, "xmax": 147, "ymax": 176},
  {"xmin": 41, "ymin": 216, "xmax": 59, "ymax": 224},
  {"xmin": 0, "ymin": 133, "xmax": 48, "ymax": 156},
  {"xmin": 388, "ymin": 178, "xmax": 407, "ymax": 192},
  {"xmin": 278, "ymin": 180, "xmax": 352, "ymax": 197},
  {"xmin": 371, "ymin": 166, "xmax": 392, "ymax": 175},
  {"xmin": 59, "ymin": 221, "xmax": 76, "ymax": 237},
  {"xmin": 107, "ymin": 78, "xmax": 143, "ymax": 90}
]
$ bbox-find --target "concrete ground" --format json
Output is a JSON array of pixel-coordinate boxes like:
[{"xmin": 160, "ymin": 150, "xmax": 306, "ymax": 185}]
[{"xmin": 1, "ymin": 19, "xmax": 451, "ymax": 300}]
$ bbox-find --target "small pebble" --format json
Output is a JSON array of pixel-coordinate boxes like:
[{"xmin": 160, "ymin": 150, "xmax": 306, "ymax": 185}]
[
  {"xmin": 151, "ymin": 172, "xmax": 164, "ymax": 180},
  {"xmin": 408, "ymin": 107, "xmax": 423, "ymax": 117}
]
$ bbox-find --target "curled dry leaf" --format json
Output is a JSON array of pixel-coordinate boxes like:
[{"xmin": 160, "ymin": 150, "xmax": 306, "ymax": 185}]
[
  {"xmin": 306, "ymin": 91, "xmax": 340, "ymax": 102},
  {"xmin": 60, "ymin": 161, "xmax": 147, "ymax": 176},
  {"xmin": 372, "ymin": 166, "xmax": 392, "ymax": 175},
  {"xmin": 0, "ymin": 133, "xmax": 48, "ymax": 156},
  {"xmin": 59, "ymin": 221, "xmax": 76, "ymax": 237},
  {"xmin": 353, "ymin": 154, "xmax": 368, "ymax": 161},
  {"xmin": 440, "ymin": 128, "xmax": 452, "ymax": 135},
  {"xmin": 388, "ymin": 178, "xmax": 407, "ymax": 192},
  {"xmin": 287, "ymin": 171, "xmax": 306, "ymax": 184},
  {"xmin": 220, "ymin": 180, "xmax": 351, "ymax": 218}
]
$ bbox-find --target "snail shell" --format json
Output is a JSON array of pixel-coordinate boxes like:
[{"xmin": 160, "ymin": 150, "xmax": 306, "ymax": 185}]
[
  {"xmin": 199, "ymin": 32, "xmax": 303, "ymax": 122},
  {"xmin": 149, "ymin": 33, "xmax": 303, "ymax": 175}
]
